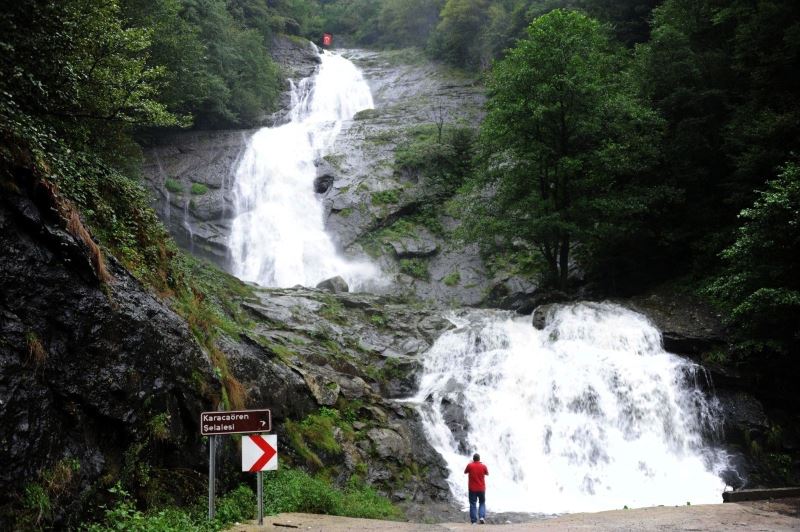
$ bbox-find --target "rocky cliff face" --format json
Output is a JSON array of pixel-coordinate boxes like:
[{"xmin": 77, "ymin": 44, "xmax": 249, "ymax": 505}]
[
  {"xmin": 227, "ymin": 286, "xmax": 454, "ymax": 506},
  {"xmin": 0, "ymin": 171, "xmax": 456, "ymax": 527},
  {"xmin": 0, "ymin": 182, "xmax": 217, "ymax": 528}
]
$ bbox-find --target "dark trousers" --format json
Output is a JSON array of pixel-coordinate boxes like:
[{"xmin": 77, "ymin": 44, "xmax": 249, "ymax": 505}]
[{"xmin": 468, "ymin": 490, "xmax": 486, "ymax": 523}]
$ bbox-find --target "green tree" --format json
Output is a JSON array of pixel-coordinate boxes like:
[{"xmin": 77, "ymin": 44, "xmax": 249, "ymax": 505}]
[
  {"xmin": 377, "ymin": 0, "xmax": 445, "ymax": 48},
  {"xmin": 708, "ymin": 161, "xmax": 800, "ymax": 357},
  {"xmin": 464, "ymin": 9, "xmax": 665, "ymax": 288},
  {"xmin": 0, "ymin": 0, "xmax": 180, "ymax": 129},
  {"xmin": 429, "ymin": 0, "xmax": 489, "ymax": 68}
]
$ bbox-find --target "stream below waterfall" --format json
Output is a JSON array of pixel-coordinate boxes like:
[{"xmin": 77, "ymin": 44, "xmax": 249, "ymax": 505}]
[{"xmin": 410, "ymin": 302, "xmax": 734, "ymax": 514}]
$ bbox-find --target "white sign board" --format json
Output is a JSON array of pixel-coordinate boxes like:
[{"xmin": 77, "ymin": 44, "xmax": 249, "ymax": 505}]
[{"xmin": 242, "ymin": 434, "xmax": 277, "ymax": 472}]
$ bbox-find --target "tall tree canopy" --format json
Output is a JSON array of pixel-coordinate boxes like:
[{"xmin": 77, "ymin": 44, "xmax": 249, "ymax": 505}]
[{"xmin": 463, "ymin": 10, "xmax": 665, "ymax": 288}]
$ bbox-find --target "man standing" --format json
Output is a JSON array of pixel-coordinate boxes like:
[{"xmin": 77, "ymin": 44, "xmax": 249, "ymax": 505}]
[{"xmin": 464, "ymin": 453, "xmax": 488, "ymax": 524}]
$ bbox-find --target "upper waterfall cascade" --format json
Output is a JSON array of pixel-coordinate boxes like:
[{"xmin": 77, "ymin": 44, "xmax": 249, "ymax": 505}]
[
  {"xmin": 412, "ymin": 302, "xmax": 733, "ymax": 514},
  {"xmin": 229, "ymin": 50, "xmax": 378, "ymax": 289}
]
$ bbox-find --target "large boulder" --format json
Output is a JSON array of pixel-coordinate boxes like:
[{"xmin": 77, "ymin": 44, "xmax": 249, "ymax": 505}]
[
  {"xmin": 316, "ymin": 275, "xmax": 349, "ymax": 293},
  {"xmin": 624, "ymin": 287, "xmax": 726, "ymax": 357}
]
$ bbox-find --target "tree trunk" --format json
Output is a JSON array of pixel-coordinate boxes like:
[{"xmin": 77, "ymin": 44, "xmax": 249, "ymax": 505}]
[{"xmin": 558, "ymin": 234, "xmax": 570, "ymax": 289}]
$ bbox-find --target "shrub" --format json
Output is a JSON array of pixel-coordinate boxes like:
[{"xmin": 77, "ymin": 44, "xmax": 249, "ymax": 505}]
[
  {"xmin": 371, "ymin": 189, "xmax": 401, "ymax": 205},
  {"xmin": 443, "ymin": 271, "xmax": 461, "ymax": 286},
  {"xmin": 261, "ymin": 469, "xmax": 401, "ymax": 520},
  {"xmin": 399, "ymin": 258, "xmax": 428, "ymax": 280},
  {"xmin": 84, "ymin": 483, "xmax": 255, "ymax": 531},
  {"xmin": 190, "ymin": 183, "xmax": 209, "ymax": 195},
  {"xmin": 164, "ymin": 178, "xmax": 183, "ymax": 194}
]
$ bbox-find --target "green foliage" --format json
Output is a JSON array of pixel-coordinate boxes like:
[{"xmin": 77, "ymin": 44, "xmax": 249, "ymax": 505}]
[
  {"xmin": 319, "ymin": 295, "xmax": 347, "ymax": 324},
  {"xmin": 394, "ymin": 124, "xmax": 476, "ymax": 200},
  {"xmin": 190, "ymin": 182, "xmax": 209, "ymax": 195},
  {"xmin": 369, "ymin": 313, "xmax": 388, "ymax": 327},
  {"xmin": 399, "ymin": 258, "xmax": 429, "ymax": 280},
  {"xmin": 443, "ymin": 271, "xmax": 461, "ymax": 286},
  {"xmin": 84, "ymin": 483, "xmax": 254, "ymax": 531},
  {"xmin": 148, "ymin": 413, "xmax": 171, "ymax": 441},
  {"xmin": 464, "ymin": 9, "xmax": 665, "ymax": 288},
  {"xmin": 18, "ymin": 458, "xmax": 81, "ymax": 528},
  {"xmin": 371, "ymin": 189, "xmax": 401, "ymax": 205},
  {"xmin": 261, "ymin": 469, "xmax": 401, "ymax": 520},
  {"xmin": 164, "ymin": 178, "xmax": 183, "ymax": 193},
  {"xmin": 0, "ymin": 0, "xmax": 183, "ymax": 131},
  {"xmin": 285, "ymin": 407, "xmax": 350, "ymax": 470},
  {"xmin": 706, "ymin": 162, "xmax": 800, "ymax": 357},
  {"xmin": 429, "ymin": 0, "xmax": 489, "ymax": 69}
]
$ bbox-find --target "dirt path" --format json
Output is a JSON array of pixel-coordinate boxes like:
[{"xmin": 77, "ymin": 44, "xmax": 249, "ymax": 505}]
[{"xmin": 231, "ymin": 499, "xmax": 800, "ymax": 531}]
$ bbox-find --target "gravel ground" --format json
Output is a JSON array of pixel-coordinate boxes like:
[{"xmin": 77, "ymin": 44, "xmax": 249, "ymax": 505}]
[{"xmin": 230, "ymin": 498, "xmax": 800, "ymax": 531}]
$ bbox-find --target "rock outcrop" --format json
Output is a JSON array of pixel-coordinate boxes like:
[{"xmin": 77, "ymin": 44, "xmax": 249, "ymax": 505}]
[
  {"xmin": 0, "ymin": 183, "xmax": 217, "ymax": 529},
  {"xmin": 0, "ymin": 173, "xmax": 456, "ymax": 527}
]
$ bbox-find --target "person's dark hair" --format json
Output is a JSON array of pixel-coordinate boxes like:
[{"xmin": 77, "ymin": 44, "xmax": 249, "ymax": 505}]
[{"xmin": 473, "ymin": 453, "xmax": 480, "ymax": 461}]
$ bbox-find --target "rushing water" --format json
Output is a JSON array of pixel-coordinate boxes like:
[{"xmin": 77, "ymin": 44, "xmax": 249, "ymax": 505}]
[
  {"xmin": 228, "ymin": 50, "xmax": 378, "ymax": 288},
  {"xmin": 412, "ymin": 302, "xmax": 731, "ymax": 514}
]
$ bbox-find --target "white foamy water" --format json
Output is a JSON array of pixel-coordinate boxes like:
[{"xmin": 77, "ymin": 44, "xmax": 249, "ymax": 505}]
[
  {"xmin": 228, "ymin": 50, "xmax": 378, "ymax": 289},
  {"xmin": 412, "ymin": 302, "xmax": 731, "ymax": 514}
]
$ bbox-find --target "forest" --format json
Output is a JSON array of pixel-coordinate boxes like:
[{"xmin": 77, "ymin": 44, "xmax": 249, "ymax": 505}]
[{"xmin": 1, "ymin": 0, "xmax": 799, "ymax": 528}]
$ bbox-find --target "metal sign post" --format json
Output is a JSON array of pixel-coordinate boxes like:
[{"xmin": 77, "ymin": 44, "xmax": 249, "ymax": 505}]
[
  {"xmin": 201, "ymin": 409, "xmax": 274, "ymax": 522},
  {"xmin": 257, "ymin": 471, "xmax": 263, "ymax": 525},
  {"xmin": 208, "ymin": 435, "xmax": 216, "ymax": 520}
]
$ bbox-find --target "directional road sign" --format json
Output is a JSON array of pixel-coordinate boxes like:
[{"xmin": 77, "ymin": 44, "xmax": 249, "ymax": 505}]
[
  {"xmin": 242, "ymin": 434, "xmax": 278, "ymax": 472},
  {"xmin": 201, "ymin": 409, "xmax": 271, "ymax": 436}
]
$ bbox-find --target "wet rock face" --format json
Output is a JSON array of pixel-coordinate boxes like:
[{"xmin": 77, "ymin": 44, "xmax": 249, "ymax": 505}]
[
  {"xmin": 141, "ymin": 130, "xmax": 250, "ymax": 270},
  {"xmin": 0, "ymin": 190, "xmax": 216, "ymax": 529},
  {"xmin": 231, "ymin": 286, "xmax": 455, "ymax": 503},
  {"xmin": 624, "ymin": 288, "xmax": 726, "ymax": 357}
]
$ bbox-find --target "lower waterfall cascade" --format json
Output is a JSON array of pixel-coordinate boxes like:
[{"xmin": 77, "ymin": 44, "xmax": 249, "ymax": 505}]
[
  {"xmin": 412, "ymin": 302, "xmax": 734, "ymax": 514},
  {"xmin": 228, "ymin": 49, "xmax": 378, "ymax": 289}
]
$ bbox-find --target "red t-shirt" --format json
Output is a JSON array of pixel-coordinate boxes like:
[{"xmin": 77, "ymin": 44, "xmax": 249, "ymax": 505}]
[{"xmin": 464, "ymin": 461, "xmax": 488, "ymax": 492}]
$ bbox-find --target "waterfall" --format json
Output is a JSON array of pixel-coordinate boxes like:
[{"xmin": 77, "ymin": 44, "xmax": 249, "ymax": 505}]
[
  {"xmin": 228, "ymin": 50, "xmax": 378, "ymax": 289},
  {"xmin": 413, "ymin": 302, "xmax": 732, "ymax": 514}
]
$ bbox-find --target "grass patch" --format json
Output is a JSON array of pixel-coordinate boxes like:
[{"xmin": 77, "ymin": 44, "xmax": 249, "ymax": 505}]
[
  {"xmin": 262, "ymin": 468, "xmax": 401, "ymax": 519},
  {"xmin": 84, "ymin": 483, "xmax": 254, "ymax": 531},
  {"xmin": 322, "ymin": 153, "xmax": 344, "ymax": 170},
  {"xmin": 354, "ymin": 108, "xmax": 380, "ymax": 120},
  {"xmin": 164, "ymin": 178, "xmax": 183, "ymax": 194},
  {"xmin": 25, "ymin": 331, "xmax": 47, "ymax": 368},
  {"xmin": 443, "ymin": 271, "xmax": 461, "ymax": 286},
  {"xmin": 319, "ymin": 294, "xmax": 347, "ymax": 324},
  {"xmin": 399, "ymin": 258, "xmax": 429, "ymax": 280},
  {"xmin": 371, "ymin": 189, "xmax": 401, "ymax": 205},
  {"xmin": 190, "ymin": 182, "xmax": 208, "ymax": 195},
  {"xmin": 369, "ymin": 313, "xmax": 387, "ymax": 328},
  {"xmin": 285, "ymin": 407, "xmax": 347, "ymax": 470}
]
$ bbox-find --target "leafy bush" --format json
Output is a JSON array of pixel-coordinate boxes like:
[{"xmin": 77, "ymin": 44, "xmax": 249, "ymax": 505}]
[
  {"xmin": 399, "ymin": 258, "xmax": 428, "ymax": 280},
  {"xmin": 443, "ymin": 271, "xmax": 461, "ymax": 286},
  {"xmin": 190, "ymin": 183, "xmax": 209, "ymax": 195},
  {"xmin": 371, "ymin": 189, "xmax": 401, "ymax": 205},
  {"xmin": 261, "ymin": 469, "xmax": 401, "ymax": 520},
  {"xmin": 165, "ymin": 178, "xmax": 183, "ymax": 193},
  {"xmin": 84, "ymin": 483, "xmax": 255, "ymax": 532}
]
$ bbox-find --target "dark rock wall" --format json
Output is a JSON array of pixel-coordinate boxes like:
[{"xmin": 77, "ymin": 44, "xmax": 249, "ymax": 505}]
[{"xmin": 0, "ymin": 188, "xmax": 217, "ymax": 528}]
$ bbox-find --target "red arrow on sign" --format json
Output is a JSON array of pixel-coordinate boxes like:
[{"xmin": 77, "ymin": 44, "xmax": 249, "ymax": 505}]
[{"xmin": 249, "ymin": 435, "xmax": 276, "ymax": 472}]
